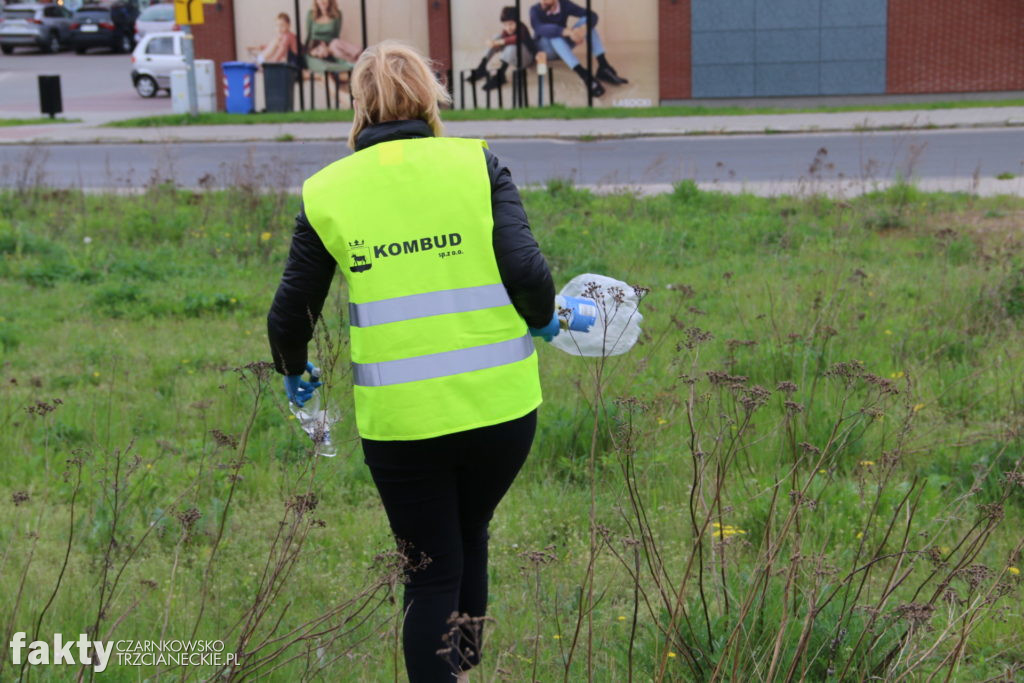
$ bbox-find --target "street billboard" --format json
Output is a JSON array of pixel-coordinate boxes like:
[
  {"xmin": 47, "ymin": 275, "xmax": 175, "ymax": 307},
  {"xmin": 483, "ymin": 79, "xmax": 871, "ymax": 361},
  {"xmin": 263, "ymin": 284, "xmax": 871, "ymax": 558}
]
[
  {"xmin": 451, "ymin": 0, "xmax": 658, "ymax": 109},
  {"xmin": 232, "ymin": 0, "xmax": 428, "ymax": 110}
]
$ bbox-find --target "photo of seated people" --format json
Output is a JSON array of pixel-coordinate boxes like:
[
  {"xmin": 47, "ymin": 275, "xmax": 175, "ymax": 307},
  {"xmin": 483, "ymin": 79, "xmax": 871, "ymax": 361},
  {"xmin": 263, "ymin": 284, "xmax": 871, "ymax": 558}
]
[
  {"xmin": 452, "ymin": 0, "xmax": 657, "ymax": 108},
  {"xmin": 246, "ymin": 12, "xmax": 300, "ymax": 68}
]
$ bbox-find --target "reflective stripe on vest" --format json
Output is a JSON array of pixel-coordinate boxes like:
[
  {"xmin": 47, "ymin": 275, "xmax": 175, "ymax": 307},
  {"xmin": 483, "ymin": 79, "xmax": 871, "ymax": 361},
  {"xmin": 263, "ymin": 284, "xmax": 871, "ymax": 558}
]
[
  {"xmin": 349, "ymin": 283, "xmax": 512, "ymax": 328},
  {"xmin": 352, "ymin": 333, "xmax": 533, "ymax": 387}
]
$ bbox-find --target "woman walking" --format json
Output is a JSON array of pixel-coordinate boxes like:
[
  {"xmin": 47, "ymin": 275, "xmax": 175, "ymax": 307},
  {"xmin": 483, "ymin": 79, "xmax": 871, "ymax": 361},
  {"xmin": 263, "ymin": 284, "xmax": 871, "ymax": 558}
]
[{"xmin": 267, "ymin": 42, "xmax": 559, "ymax": 682}]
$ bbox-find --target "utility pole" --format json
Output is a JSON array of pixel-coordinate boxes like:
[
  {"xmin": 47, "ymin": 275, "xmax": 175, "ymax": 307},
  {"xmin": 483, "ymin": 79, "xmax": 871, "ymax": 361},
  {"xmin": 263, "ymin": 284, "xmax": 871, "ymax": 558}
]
[
  {"xmin": 183, "ymin": 24, "xmax": 199, "ymax": 116},
  {"xmin": 174, "ymin": 0, "xmax": 203, "ymax": 116}
]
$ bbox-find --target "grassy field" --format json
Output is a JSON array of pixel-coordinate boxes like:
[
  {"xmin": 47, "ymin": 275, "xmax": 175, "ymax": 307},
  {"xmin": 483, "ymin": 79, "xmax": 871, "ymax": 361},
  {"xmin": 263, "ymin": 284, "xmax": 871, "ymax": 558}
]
[
  {"xmin": 103, "ymin": 97, "xmax": 1024, "ymax": 128},
  {"xmin": 0, "ymin": 180, "xmax": 1022, "ymax": 681}
]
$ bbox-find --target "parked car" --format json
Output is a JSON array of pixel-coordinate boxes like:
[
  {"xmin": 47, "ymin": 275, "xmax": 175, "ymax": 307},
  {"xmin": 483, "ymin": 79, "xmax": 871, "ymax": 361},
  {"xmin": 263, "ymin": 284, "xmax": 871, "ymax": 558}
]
[
  {"xmin": 70, "ymin": 2, "xmax": 138, "ymax": 54},
  {"xmin": 130, "ymin": 30, "xmax": 182, "ymax": 97},
  {"xmin": 133, "ymin": 1, "xmax": 174, "ymax": 42},
  {"xmin": 0, "ymin": 3, "xmax": 74, "ymax": 54}
]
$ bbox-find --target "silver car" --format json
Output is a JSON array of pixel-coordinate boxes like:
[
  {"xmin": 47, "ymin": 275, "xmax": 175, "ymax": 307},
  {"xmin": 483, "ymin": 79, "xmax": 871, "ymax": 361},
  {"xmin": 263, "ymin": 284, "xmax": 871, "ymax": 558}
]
[
  {"xmin": 130, "ymin": 30, "xmax": 183, "ymax": 97},
  {"xmin": 0, "ymin": 3, "xmax": 75, "ymax": 54},
  {"xmin": 133, "ymin": 2, "xmax": 174, "ymax": 42}
]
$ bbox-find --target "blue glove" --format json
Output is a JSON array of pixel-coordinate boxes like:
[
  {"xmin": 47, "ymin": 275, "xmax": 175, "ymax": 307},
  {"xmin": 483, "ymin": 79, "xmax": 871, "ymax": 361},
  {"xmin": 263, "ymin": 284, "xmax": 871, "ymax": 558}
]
[
  {"xmin": 528, "ymin": 312, "xmax": 561, "ymax": 342},
  {"xmin": 284, "ymin": 362, "xmax": 321, "ymax": 407}
]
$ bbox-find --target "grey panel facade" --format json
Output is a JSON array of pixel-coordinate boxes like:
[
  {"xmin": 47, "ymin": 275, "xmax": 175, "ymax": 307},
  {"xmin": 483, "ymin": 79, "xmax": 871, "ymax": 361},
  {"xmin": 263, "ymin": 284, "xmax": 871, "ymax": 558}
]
[
  {"xmin": 691, "ymin": 0, "xmax": 888, "ymax": 98},
  {"xmin": 692, "ymin": 31, "xmax": 755, "ymax": 65},
  {"xmin": 692, "ymin": 65, "xmax": 756, "ymax": 98}
]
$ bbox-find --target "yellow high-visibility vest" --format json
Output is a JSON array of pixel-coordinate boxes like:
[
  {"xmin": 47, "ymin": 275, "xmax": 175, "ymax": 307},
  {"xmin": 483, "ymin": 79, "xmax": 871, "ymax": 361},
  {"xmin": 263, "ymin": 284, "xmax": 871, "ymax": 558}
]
[{"xmin": 303, "ymin": 136, "xmax": 542, "ymax": 440}]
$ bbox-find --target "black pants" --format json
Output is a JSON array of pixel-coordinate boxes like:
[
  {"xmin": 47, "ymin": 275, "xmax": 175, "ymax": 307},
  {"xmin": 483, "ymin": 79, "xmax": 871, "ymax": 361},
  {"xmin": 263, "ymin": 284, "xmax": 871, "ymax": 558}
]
[{"xmin": 363, "ymin": 410, "xmax": 536, "ymax": 683}]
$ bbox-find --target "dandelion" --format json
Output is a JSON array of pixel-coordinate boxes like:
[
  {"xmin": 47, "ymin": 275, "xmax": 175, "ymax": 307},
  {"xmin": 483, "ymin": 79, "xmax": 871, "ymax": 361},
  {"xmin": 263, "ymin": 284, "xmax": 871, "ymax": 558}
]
[
  {"xmin": 229, "ymin": 297, "xmax": 237, "ymax": 304},
  {"xmin": 818, "ymin": 469, "xmax": 827, "ymax": 474},
  {"xmin": 668, "ymin": 652, "xmax": 677, "ymax": 658},
  {"xmin": 856, "ymin": 532, "xmax": 864, "ymax": 539},
  {"xmin": 146, "ymin": 463, "xmax": 153, "ymax": 470},
  {"xmin": 884, "ymin": 329, "xmax": 892, "ymax": 335},
  {"xmin": 617, "ymin": 616, "xmax": 626, "ymax": 621},
  {"xmin": 913, "ymin": 403, "xmax": 925, "ymax": 412},
  {"xmin": 712, "ymin": 524, "xmax": 747, "ymax": 539},
  {"xmin": 83, "ymin": 236, "xmax": 92, "ymax": 244},
  {"xmin": 92, "ymin": 371, "xmax": 100, "ymax": 377},
  {"xmin": 859, "ymin": 460, "xmax": 875, "ymax": 467},
  {"xmin": 657, "ymin": 418, "xmax": 667, "ymax": 425},
  {"xmin": 260, "ymin": 231, "xmax": 272, "ymax": 242},
  {"xmin": 1009, "ymin": 567, "xmax": 1020, "ymax": 576},
  {"xmin": 552, "ymin": 635, "xmax": 561, "ymax": 640},
  {"xmin": 889, "ymin": 371, "xmax": 904, "ymax": 379},
  {"xmin": 181, "ymin": 359, "xmax": 190, "ymax": 364}
]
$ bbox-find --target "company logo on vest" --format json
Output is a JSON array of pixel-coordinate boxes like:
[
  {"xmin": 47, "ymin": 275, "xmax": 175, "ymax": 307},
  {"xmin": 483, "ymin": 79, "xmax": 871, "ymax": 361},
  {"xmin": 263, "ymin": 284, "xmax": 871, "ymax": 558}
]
[
  {"xmin": 372, "ymin": 233, "xmax": 462, "ymax": 259},
  {"xmin": 348, "ymin": 239, "xmax": 372, "ymax": 273}
]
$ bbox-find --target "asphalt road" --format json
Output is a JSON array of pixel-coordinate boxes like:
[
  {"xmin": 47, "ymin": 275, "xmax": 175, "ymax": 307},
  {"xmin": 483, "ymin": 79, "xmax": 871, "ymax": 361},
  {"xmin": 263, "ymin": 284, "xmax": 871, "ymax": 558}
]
[
  {"xmin": 0, "ymin": 128, "xmax": 1022, "ymax": 191},
  {"xmin": 0, "ymin": 51, "xmax": 167, "ymax": 116}
]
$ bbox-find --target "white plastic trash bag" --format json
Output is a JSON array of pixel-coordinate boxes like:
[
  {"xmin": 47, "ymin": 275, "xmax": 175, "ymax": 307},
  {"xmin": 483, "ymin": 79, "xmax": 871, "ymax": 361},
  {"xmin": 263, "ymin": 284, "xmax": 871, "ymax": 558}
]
[{"xmin": 550, "ymin": 273, "xmax": 644, "ymax": 357}]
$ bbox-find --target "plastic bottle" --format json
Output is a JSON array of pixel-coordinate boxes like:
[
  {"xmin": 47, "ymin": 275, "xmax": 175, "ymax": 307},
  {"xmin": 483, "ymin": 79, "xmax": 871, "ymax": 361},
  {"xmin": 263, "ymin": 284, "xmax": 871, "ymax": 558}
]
[
  {"xmin": 289, "ymin": 364, "xmax": 338, "ymax": 457},
  {"xmin": 555, "ymin": 294, "xmax": 599, "ymax": 332}
]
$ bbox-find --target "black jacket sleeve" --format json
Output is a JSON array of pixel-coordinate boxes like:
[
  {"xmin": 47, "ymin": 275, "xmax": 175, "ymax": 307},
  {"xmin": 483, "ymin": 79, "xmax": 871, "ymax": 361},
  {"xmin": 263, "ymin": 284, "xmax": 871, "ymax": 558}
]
[
  {"xmin": 267, "ymin": 207, "xmax": 337, "ymax": 375},
  {"xmin": 485, "ymin": 148, "xmax": 556, "ymax": 328}
]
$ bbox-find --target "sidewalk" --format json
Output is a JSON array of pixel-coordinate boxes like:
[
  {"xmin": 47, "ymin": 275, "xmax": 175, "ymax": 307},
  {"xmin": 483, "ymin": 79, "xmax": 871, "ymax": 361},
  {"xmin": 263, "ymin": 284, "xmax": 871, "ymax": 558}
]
[{"xmin": 1, "ymin": 105, "xmax": 1023, "ymax": 144}]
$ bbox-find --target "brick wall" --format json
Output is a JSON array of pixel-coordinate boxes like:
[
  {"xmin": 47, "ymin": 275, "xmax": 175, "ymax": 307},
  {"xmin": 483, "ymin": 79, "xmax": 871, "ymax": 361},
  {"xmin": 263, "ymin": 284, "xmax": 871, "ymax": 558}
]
[
  {"xmin": 888, "ymin": 0, "xmax": 1024, "ymax": 94},
  {"xmin": 192, "ymin": 0, "xmax": 237, "ymax": 110},
  {"xmin": 658, "ymin": 0, "xmax": 691, "ymax": 100},
  {"xmin": 426, "ymin": 0, "xmax": 452, "ymax": 89}
]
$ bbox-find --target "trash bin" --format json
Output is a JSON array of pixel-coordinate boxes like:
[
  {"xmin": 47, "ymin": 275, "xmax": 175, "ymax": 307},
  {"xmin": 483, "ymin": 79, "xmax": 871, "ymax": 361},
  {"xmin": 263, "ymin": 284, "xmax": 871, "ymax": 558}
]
[
  {"xmin": 221, "ymin": 61, "xmax": 258, "ymax": 114},
  {"xmin": 38, "ymin": 75, "xmax": 63, "ymax": 118},
  {"xmin": 263, "ymin": 62, "xmax": 297, "ymax": 113}
]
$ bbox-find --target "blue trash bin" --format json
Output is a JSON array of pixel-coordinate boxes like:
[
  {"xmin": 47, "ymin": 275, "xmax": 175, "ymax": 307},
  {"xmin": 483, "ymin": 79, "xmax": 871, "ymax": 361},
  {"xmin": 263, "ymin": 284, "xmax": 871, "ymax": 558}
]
[{"xmin": 222, "ymin": 61, "xmax": 258, "ymax": 114}]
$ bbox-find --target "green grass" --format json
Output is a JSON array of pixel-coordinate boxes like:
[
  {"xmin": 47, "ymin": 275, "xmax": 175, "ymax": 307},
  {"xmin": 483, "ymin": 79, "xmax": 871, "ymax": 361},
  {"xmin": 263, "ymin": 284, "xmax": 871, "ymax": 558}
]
[
  {"xmin": 103, "ymin": 97, "xmax": 1024, "ymax": 128},
  {"xmin": 0, "ymin": 117, "xmax": 81, "ymax": 127},
  {"xmin": 1, "ymin": 182, "xmax": 1023, "ymax": 680}
]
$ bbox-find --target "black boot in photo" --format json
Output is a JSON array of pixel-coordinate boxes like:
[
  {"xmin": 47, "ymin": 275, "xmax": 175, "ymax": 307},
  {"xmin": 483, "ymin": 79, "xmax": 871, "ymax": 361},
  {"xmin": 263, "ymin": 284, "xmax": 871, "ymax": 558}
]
[
  {"xmin": 595, "ymin": 54, "xmax": 628, "ymax": 85},
  {"xmin": 573, "ymin": 64, "xmax": 606, "ymax": 97}
]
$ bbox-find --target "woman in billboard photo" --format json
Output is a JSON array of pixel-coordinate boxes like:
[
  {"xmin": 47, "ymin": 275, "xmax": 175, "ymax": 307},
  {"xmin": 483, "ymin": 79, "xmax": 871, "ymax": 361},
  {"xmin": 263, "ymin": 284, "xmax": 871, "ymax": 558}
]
[{"xmin": 305, "ymin": 0, "xmax": 360, "ymax": 65}]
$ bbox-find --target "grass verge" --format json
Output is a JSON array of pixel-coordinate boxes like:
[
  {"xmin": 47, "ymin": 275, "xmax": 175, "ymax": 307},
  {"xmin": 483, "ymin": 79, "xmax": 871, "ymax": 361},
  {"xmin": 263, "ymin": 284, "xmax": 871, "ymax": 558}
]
[
  {"xmin": 0, "ymin": 117, "xmax": 82, "ymax": 127},
  {"xmin": 0, "ymin": 180, "xmax": 1022, "ymax": 680}
]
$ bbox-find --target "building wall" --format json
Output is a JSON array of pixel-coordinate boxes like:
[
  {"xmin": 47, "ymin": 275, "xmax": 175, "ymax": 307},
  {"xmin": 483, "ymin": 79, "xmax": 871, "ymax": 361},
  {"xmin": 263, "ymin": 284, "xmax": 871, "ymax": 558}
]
[
  {"xmin": 427, "ymin": 0, "xmax": 452, "ymax": 82},
  {"xmin": 690, "ymin": 0, "xmax": 887, "ymax": 98},
  {"xmin": 192, "ymin": 0, "xmax": 237, "ymax": 111},
  {"xmin": 658, "ymin": 0, "xmax": 691, "ymax": 100},
  {"xmin": 887, "ymin": 0, "xmax": 1024, "ymax": 94}
]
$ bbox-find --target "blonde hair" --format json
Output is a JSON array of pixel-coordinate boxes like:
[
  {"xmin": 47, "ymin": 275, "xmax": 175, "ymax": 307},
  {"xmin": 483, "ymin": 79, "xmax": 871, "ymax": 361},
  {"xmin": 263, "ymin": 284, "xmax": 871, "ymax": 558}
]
[{"xmin": 348, "ymin": 41, "xmax": 451, "ymax": 150}]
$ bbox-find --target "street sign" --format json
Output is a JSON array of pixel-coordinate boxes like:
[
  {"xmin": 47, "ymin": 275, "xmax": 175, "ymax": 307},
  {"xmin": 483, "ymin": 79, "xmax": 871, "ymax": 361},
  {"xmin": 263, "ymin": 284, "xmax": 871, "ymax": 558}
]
[{"xmin": 174, "ymin": 0, "xmax": 204, "ymax": 25}]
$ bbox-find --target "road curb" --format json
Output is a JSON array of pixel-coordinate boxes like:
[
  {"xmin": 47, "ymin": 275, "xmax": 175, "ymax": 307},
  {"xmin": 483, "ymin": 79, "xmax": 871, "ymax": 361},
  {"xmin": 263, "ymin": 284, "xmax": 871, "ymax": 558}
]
[{"xmin": 2, "ymin": 119, "xmax": 1024, "ymax": 146}]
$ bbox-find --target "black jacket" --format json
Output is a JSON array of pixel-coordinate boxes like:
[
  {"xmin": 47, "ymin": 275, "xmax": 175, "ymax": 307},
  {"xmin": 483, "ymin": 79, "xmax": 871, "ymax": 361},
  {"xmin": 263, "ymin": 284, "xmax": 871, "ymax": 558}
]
[{"xmin": 267, "ymin": 119, "xmax": 555, "ymax": 376}]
